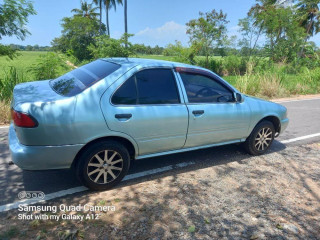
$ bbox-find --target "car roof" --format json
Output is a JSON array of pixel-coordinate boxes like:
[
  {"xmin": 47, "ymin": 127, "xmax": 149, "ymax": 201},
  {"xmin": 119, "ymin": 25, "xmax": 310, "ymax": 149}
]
[
  {"xmin": 102, "ymin": 57, "xmax": 239, "ymax": 93},
  {"xmin": 103, "ymin": 57, "xmax": 207, "ymax": 71}
]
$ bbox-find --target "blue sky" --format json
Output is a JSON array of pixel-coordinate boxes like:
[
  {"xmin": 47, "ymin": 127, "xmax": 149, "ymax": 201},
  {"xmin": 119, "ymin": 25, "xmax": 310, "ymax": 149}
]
[{"xmin": 1, "ymin": 0, "xmax": 319, "ymax": 47}]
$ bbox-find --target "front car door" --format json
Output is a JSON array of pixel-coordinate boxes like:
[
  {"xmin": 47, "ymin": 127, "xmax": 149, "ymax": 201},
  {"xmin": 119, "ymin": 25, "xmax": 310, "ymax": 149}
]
[
  {"xmin": 175, "ymin": 67, "xmax": 251, "ymax": 148},
  {"xmin": 102, "ymin": 67, "xmax": 189, "ymax": 155}
]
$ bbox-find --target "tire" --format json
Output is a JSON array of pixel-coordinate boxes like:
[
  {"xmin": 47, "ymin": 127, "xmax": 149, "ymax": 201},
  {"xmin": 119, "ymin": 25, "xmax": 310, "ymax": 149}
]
[
  {"xmin": 76, "ymin": 141, "xmax": 130, "ymax": 191},
  {"xmin": 244, "ymin": 120, "xmax": 275, "ymax": 155}
]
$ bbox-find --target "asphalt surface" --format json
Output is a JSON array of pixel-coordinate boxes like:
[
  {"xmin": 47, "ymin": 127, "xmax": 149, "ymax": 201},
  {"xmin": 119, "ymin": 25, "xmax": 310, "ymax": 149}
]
[{"xmin": 0, "ymin": 98, "xmax": 319, "ymax": 206}]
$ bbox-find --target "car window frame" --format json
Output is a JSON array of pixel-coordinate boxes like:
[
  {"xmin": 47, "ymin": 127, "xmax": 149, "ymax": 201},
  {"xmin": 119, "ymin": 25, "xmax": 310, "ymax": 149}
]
[
  {"xmin": 110, "ymin": 67, "xmax": 184, "ymax": 106},
  {"xmin": 175, "ymin": 67, "xmax": 236, "ymax": 104}
]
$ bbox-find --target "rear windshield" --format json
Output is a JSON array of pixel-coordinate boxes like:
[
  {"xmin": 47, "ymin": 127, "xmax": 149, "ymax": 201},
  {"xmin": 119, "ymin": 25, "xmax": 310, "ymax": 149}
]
[{"xmin": 50, "ymin": 60, "xmax": 120, "ymax": 97}]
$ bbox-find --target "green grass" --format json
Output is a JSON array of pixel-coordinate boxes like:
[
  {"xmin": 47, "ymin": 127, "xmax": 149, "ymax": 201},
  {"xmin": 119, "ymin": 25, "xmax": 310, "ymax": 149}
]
[
  {"xmin": 223, "ymin": 75, "xmax": 237, "ymax": 86},
  {"xmin": 0, "ymin": 51, "xmax": 46, "ymax": 81}
]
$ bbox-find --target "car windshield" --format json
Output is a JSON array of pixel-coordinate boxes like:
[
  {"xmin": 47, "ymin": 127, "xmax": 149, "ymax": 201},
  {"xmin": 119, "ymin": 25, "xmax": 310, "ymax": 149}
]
[{"xmin": 50, "ymin": 60, "xmax": 120, "ymax": 97}]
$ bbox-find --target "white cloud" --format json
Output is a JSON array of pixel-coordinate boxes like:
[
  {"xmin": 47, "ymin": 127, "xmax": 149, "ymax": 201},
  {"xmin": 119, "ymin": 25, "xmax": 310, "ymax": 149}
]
[{"xmin": 131, "ymin": 21, "xmax": 188, "ymax": 47}]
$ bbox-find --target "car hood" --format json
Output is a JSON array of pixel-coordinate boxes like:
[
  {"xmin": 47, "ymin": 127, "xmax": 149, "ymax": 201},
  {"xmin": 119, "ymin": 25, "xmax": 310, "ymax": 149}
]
[
  {"xmin": 245, "ymin": 95, "xmax": 281, "ymax": 106},
  {"xmin": 12, "ymin": 80, "xmax": 67, "ymax": 107},
  {"xmin": 244, "ymin": 95, "xmax": 287, "ymax": 119}
]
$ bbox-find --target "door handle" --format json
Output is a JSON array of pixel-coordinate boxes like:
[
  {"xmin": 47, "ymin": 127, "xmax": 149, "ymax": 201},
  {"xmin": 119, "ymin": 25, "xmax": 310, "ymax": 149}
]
[
  {"xmin": 115, "ymin": 114, "xmax": 132, "ymax": 120},
  {"xmin": 192, "ymin": 110, "xmax": 204, "ymax": 116}
]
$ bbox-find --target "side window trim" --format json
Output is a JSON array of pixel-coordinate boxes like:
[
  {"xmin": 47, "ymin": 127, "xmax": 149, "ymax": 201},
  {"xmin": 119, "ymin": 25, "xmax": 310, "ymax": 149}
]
[
  {"xmin": 173, "ymin": 70, "xmax": 189, "ymax": 104},
  {"xmin": 134, "ymin": 74, "xmax": 139, "ymax": 105},
  {"xmin": 176, "ymin": 69, "xmax": 236, "ymax": 104},
  {"xmin": 175, "ymin": 67, "xmax": 236, "ymax": 95},
  {"xmin": 111, "ymin": 67, "xmax": 184, "ymax": 106}
]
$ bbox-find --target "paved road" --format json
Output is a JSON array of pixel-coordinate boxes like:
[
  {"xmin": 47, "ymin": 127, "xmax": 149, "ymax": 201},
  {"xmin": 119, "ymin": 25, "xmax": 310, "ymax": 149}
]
[{"xmin": 0, "ymin": 98, "xmax": 319, "ymax": 207}]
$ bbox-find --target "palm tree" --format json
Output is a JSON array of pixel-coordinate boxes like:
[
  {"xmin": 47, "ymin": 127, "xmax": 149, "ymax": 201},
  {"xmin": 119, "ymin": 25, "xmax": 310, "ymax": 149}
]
[
  {"xmin": 92, "ymin": 0, "xmax": 103, "ymax": 34},
  {"xmin": 124, "ymin": 0, "xmax": 128, "ymax": 47},
  {"xmin": 295, "ymin": 0, "xmax": 319, "ymax": 57},
  {"xmin": 71, "ymin": 1, "xmax": 99, "ymax": 19},
  {"xmin": 104, "ymin": 0, "xmax": 123, "ymax": 36},
  {"xmin": 296, "ymin": 0, "xmax": 320, "ymax": 38}
]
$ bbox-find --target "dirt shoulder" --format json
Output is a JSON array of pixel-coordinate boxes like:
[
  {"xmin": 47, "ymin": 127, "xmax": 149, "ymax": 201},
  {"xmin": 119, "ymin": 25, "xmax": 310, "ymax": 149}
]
[
  {"xmin": 1, "ymin": 142, "xmax": 319, "ymax": 239},
  {"xmin": 271, "ymin": 93, "xmax": 320, "ymax": 102}
]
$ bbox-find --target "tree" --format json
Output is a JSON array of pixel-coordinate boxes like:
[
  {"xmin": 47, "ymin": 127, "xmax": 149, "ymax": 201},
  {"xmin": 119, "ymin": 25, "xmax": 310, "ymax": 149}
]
[
  {"xmin": 248, "ymin": 0, "xmax": 307, "ymax": 62},
  {"xmin": 238, "ymin": 15, "xmax": 263, "ymax": 56},
  {"xmin": 71, "ymin": 0, "xmax": 99, "ymax": 19},
  {"xmin": 132, "ymin": 43, "xmax": 147, "ymax": 54},
  {"xmin": 186, "ymin": 10, "xmax": 229, "ymax": 66},
  {"xmin": 296, "ymin": 0, "xmax": 320, "ymax": 38},
  {"xmin": 88, "ymin": 34, "xmax": 133, "ymax": 58},
  {"xmin": 104, "ymin": 0, "xmax": 123, "ymax": 36},
  {"xmin": 92, "ymin": 0, "xmax": 103, "ymax": 34},
  {"xmin": 295, "ymin": 0, "xmax": 320, "ymax": 57},
  {"xmin": 52, "ymin": 15, "xmax": 105, "ymax": 61},
  {"xmin": 163, "ymin": 41, "xmax": 196, "ymax": 64},
  {"xmin": 0, "ymin": 0, "xmax": 36, "ymax": 58}
]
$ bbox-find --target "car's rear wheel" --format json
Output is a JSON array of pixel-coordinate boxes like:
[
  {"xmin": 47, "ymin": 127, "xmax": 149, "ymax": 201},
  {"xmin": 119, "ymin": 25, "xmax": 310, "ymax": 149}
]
[
  {"xmin": 244, "ymin": 120, "xmax": 275, "ymax": 155},
  {"xmin": 76, "ymin": 141, "xmax": 130, "ymax": 190}
]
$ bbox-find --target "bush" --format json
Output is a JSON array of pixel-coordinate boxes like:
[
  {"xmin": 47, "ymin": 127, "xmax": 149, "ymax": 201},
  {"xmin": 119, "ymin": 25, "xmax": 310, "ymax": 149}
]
[
  {"xmin": 196, "ymin": 56, "xmax": 273, "ymax": 76},
  {"xmin": 28, "ymin": 52, "xmax": 70, "ymax": 80},
  {"xmin": 0, "ymin": 66, "xmax": 26, "ymax": 103},
  {"xmin": 196, "ymin": 57, "xmax": 224, "ymax": 75},
  {"xmin": 222, "ymin": 55, "xmax": 247, "ymax": 75},
  {"xmin": 163, "ymin": 41, "xmax": 196, "ymax": 64},
  {"xmin": 88, "ymin": 35, "xmax": 134, "ymax": 59}
]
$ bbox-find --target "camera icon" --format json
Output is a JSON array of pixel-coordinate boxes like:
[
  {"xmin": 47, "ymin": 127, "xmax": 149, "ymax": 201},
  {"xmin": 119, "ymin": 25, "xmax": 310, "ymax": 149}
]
[{"xmin": 18, "ymin": 191, "xmax": 45, "ymax": 200}]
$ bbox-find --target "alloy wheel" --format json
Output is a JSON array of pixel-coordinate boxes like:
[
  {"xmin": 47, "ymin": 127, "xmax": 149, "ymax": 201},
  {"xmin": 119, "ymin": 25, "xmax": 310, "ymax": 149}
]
[
  {"xmin": 254, "ymin": 127, "xmax": 273, "ymax": 151},
  {"xmin": 87, "ymin": 150, "xmax": 123, "ymax": 184}
]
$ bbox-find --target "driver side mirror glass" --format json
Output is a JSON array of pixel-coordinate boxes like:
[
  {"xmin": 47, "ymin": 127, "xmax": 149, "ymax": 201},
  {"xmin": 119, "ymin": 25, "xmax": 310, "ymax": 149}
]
[{"xmin": 235, "ymin": 93, "xmax": 243, "ymax": 103}]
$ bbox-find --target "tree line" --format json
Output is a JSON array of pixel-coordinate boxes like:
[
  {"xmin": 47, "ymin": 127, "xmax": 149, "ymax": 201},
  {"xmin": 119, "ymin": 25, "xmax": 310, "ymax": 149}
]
[{"xmin": 1, "ymin": 0, "xmax": 319, "ymax": 68}]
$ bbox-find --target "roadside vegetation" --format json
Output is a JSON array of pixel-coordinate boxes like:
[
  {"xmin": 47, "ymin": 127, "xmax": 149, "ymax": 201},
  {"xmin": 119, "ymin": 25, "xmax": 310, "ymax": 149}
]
[{"xmin": 0, "ymin": 0, "xmax": 320, "ymax": 124}]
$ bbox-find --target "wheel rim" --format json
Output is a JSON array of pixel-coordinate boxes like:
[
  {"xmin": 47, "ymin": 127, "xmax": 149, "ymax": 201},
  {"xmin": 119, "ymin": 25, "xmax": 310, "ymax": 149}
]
[
  {"xmin": 87, "ymin": 150, "xmax": 123, "ymax": 184},
  {"xmin": 254, "ymin": 127, "xmax": 273, "ymax": 151}
]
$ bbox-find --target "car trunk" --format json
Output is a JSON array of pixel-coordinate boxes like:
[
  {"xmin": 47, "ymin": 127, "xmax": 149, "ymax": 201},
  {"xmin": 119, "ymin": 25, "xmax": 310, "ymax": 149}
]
[
  {"xmin": 11, "ymin": 80, "xmax": 66, "ymax": 108},
  {"xmin": 11, "ymin": 80, "xmax": 77, "ymax": 146}
]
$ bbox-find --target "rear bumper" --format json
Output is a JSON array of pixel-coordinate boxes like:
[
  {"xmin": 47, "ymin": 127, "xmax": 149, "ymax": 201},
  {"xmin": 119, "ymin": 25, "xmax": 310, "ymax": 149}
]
[
  {"xmin": 9, "ymin": 124, "xmax": 84, "ymax": 170},
  {"xmin": 280, "ymin": 118, "xmax": 289, "ymax": 134}
]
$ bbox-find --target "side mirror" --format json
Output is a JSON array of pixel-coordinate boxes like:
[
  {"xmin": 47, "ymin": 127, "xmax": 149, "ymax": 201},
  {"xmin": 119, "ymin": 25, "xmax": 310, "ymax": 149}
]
[{"xmin": 235, "ymin": 93, "xmax": 243, "ymax": 103}]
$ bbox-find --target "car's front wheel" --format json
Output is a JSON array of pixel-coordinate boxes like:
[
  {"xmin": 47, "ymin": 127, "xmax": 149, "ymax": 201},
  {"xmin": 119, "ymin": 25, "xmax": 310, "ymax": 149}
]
[
  {"xmin": 76, "ymin": 141, "xmax": 130, "ymax": 190},
  {"xmin": 244, "ymin": 120, "xmax": 275, "ymax": 155}
]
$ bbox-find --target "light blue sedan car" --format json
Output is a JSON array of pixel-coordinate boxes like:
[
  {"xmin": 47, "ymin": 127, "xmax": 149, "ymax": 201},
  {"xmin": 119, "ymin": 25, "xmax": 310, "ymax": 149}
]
[{"xmin": 9, "ymin": 58, "xmax": 289, "ymax": 190}]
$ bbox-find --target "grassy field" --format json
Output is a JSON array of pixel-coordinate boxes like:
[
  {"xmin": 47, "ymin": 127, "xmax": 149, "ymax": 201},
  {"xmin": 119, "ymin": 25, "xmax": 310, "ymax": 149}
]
[
  {"xmin": 0, "ymin": 51, "xmax": 47, "ymax": 124},
  {"xmin": 136, "ymin": 55, "xmax": 320, "ymax": 97},
  {"xmin": 0, "ymin": 52, "xmax": 319, "ymax": 124},
  {"xmin": 1, "ymin": 52, "xmax": 319, "ymax": 96},
  {"xmin": 0, "ymin": 51, "xmax": 46, "ymax": 81}
]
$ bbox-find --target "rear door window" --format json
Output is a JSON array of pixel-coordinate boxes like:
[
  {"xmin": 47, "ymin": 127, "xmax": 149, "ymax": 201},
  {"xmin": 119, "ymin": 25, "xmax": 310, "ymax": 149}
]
[
  {"xmin": 136, "ymin": 69, "xmax": 179, "ymax": 104},
  {"xmin": 112, "ymin": 68, "xmax": 180, "ymax": 105},
  {"xmin": 50, "ymin": 60, "xmax": 120, "ymax": 97}
]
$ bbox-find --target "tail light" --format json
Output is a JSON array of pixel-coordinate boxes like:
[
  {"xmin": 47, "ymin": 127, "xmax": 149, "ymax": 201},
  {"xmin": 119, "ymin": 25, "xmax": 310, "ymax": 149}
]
[{"xmin": 11, "ymin": 109, "xmax": 38, "ymax": 128}]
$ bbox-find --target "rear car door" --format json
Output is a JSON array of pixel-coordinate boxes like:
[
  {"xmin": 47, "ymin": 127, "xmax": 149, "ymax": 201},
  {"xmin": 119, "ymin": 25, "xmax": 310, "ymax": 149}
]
[
  {"xmin": 102, "ymin": 67, "xmax": 189, "ymax": 155},
  {"xmin": 176, "ymin": 68, "xmax": 251, "ymax": 148}
]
